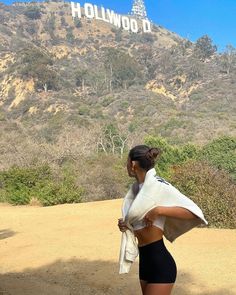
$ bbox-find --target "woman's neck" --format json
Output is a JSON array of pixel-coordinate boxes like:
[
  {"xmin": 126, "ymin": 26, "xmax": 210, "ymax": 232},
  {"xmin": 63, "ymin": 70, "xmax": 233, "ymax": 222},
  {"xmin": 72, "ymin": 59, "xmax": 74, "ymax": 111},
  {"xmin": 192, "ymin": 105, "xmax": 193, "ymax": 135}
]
[{"xmin": 135, "ymin": 170, "xmax": 146, "ymax": 184}]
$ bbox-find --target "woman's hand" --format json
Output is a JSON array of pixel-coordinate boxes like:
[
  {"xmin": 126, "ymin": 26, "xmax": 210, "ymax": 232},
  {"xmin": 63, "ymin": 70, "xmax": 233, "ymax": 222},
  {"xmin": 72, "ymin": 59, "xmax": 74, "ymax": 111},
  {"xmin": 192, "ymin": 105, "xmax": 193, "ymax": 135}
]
[
  {"xmin": 118, "ymin": 218, "xmax": 128, "ymax": 232},
  {"xmin": 144, "ymin": 207, "xmax": 160, "ymax": 226}
]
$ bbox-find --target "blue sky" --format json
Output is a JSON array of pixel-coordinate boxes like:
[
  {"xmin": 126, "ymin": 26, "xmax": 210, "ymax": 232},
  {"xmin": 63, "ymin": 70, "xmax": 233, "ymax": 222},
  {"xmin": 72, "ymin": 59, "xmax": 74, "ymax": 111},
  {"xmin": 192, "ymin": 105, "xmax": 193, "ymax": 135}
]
[{"xmin": 2, "ymin": 0, "xmax": 236, "ymax": 52}]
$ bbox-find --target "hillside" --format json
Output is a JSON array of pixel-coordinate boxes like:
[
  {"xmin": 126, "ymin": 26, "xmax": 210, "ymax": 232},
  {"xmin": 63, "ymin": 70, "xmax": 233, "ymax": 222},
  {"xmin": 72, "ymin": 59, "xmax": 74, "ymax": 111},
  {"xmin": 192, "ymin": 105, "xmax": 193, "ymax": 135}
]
[{"xmin": 0, "ymin": 0, "xmax": 235, "ymax": 148}]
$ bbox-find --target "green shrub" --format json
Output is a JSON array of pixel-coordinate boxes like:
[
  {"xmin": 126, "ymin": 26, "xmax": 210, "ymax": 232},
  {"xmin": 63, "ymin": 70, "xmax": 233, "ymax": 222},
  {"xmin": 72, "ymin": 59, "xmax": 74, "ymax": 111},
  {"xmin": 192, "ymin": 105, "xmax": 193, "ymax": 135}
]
[
  {"xmin": 60, "ymin": 16, "xmax": 67, "ymax": 27},
  {"xmin": 190, "ymin": 92, "xmax": 203, "ymax": 101},
  {"xmin": 78, "ymin": 106, "xmax": 90, "ymax": 115},
  {"xmin": 140, "ymin": 33, "xmax": 156, "ymax": 43},
  {"xmin": 24, "ymin": 6, "xmax": 41, "ymax": 20},
  {"xmin": 74, "ymin": 18, "xmax": 82, "ymax": 28},
  {"xmin": 45, "ymin": 15, "xmax": 56, "ymax": 38},
  {"xmin": 66, "ymin": 27, "xmax": 75, "ymax": 44},
  {"xmin": 198, "ymin": 136, "xmax": 236, "ymax": 180},
  {"xmin": 79, "ymin": 153, "xmax": 129, "ymax": 201},
  {"xmin": 144, "ymin": 135, "xmax": 198, "ymax": 178},
  {"xmin": 34, "ymin": 179, "xmax": 84, "ymax": 206},
  {"xmin": 144, "ymin": 135, "xmax": 235, "ymax": 181},
  {"xmin": 128, "ymin": 121, "xmax": 138, "ymax": 132},
  {"xmin": 0, "ymin": 188, "xmax": 7, "ymax": 202},
  {"xmin": 0, "ymin": 165, "xmax": 50, "ymax": 205},
  {"xmin": 129, "ymin": 33, "xmax": 156, "ymax": 44},
  {"xmin": 121, "ymin": 101, "xmax": 129, "ymax": 109},
  {"xmin": 0, "ymin": 164, "xmax": 84, "ymax": 206},
  {"xmin": 101, "ymin": 96, "xmax": 115, "ymax": 107},
  {"xmin": 21, "ymin": 47, "xmax": 53, "ymax": 66},
  {"xmin": 170, "ymin": 160, "xmax": 236, "ymax": 228}
]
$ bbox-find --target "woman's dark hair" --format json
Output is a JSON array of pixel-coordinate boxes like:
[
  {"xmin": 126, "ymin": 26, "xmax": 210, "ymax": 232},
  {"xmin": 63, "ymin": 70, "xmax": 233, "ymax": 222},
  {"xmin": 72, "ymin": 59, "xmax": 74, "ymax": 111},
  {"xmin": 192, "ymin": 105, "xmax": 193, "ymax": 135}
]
[{"xmin": 128, "ymin": 145, "xmax": 161, "ymax": 171}]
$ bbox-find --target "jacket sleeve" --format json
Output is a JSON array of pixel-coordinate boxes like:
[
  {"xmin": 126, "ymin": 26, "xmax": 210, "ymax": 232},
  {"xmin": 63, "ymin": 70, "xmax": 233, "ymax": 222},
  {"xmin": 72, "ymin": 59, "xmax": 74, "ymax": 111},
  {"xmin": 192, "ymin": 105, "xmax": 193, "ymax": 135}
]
[
  {"xmin": 127, "ymin": 179, "xmax": 208, "ymax": 242},
  {"xmin": 156, "ymin": 183, "xmax": 208, "ymax": 242}
]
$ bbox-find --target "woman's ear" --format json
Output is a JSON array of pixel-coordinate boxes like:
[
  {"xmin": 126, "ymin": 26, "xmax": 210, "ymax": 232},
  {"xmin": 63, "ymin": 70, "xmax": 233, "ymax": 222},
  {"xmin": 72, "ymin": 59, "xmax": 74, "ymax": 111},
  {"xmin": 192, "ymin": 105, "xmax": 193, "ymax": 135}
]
[{"xmin": 131, "ymin": 161, "xmax": 137, "ymax": 171}]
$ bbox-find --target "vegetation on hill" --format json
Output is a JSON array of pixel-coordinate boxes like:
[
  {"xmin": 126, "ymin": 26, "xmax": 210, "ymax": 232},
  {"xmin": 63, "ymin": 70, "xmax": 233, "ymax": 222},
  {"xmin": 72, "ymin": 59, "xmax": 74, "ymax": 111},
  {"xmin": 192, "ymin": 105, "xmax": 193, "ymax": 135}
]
[
  {"xmin": 0, "ymin": 1, "xmax": 235, "ymax": 228},
  {"xmin": 0, "ymin": 131, "xmax": 235, "ymax": 228}
]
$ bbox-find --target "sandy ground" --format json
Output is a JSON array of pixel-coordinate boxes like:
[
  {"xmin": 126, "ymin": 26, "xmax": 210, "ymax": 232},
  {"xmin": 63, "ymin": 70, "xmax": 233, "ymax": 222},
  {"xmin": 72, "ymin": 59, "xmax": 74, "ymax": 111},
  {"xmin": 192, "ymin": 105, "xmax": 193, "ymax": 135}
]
[{"xmin": 0, "ymin": 199, "xmax": 236, "ymax": 295}]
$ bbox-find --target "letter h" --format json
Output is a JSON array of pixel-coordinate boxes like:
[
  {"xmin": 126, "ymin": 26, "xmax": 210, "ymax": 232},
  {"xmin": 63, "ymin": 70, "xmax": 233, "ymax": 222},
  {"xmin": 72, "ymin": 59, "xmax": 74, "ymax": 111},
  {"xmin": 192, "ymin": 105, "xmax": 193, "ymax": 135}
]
[{"xmin": 71, "ymin": 2, "xmax": 81, "ymax": 18}]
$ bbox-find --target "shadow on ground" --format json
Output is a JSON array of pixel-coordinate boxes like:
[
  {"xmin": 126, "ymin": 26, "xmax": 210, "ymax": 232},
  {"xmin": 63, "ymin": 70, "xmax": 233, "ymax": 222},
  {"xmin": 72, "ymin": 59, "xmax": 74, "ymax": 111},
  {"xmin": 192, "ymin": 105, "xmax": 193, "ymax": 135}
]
[
  {"xmin": 0, "ymin": 259, "xmax": 235, "ymax": 295},
  {"xmin": 0, "ymin": 229, "xmax": 16, "ymax": 240}
]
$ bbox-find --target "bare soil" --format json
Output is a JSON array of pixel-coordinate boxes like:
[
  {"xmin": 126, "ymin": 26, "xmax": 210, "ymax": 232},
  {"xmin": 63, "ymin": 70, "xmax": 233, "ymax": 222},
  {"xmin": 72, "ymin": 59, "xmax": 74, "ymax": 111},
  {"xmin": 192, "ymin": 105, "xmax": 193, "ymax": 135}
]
[{"xmin": 0, "ymin": 199, "xmax": 235, "ymax": 295}]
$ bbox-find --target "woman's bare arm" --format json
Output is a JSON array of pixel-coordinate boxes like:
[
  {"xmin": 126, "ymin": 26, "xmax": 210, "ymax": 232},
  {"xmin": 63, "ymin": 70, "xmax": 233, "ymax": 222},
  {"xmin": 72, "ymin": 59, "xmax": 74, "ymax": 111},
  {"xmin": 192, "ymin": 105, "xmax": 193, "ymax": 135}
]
[
  {"xmin": 144, "ymin": 206, "xmax": 198, "ymax": 224},
  {"xmin": 158, "ymin": 206, "xmax": 198, "ymax": 219}
]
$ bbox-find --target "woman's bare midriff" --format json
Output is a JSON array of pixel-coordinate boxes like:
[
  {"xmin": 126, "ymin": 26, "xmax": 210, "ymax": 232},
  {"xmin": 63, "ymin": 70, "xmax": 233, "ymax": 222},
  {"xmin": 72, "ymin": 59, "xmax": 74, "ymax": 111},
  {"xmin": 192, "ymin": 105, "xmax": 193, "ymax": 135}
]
[{"xmin": 134, "ymin": 225, "xmax": 164, "ymax": 246}]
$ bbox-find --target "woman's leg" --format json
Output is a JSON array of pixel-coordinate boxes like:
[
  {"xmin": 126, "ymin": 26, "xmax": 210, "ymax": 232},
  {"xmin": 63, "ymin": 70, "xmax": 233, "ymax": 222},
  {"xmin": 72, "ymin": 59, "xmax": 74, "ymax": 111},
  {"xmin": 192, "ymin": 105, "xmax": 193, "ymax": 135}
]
[
  {"xmin": 140, "ymin": 280, "xmax": 148, "ymax": 295},
  {"xmin": 144, "ymin": 283, "xmax": 175, "ymax": 295}
]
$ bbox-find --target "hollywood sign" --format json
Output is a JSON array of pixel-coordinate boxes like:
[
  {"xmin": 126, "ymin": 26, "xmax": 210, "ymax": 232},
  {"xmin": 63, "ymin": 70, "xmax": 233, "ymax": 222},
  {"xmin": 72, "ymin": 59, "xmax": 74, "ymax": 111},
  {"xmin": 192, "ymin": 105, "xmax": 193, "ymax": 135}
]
[{"xmin": 71, "ymin": 2, "xmax": 152, "ymax": 33}]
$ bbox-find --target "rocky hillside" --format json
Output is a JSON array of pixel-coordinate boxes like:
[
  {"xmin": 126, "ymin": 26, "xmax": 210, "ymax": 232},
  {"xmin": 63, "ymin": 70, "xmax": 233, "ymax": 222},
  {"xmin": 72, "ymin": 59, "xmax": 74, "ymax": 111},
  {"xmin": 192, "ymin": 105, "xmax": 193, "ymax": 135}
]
[{"xmin": 0, "ymin": 0, "xmax": 235, "ymax": 146}]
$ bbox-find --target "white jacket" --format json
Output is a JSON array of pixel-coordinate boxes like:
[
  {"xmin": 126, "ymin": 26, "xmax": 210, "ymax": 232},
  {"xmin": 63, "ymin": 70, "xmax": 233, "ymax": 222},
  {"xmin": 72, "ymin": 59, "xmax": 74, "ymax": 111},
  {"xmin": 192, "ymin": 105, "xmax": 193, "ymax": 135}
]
[{"xmin": 119, "ymin": 167, "xmax": 208, "ymax": 274}]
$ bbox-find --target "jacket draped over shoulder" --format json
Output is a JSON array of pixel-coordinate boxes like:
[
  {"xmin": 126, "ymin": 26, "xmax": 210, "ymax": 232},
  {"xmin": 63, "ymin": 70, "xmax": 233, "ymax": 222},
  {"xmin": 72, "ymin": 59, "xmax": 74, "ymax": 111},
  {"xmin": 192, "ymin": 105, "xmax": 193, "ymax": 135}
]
[{"xmin": 119, "ymin": 167, "xmax": 208, "ymax": 274}]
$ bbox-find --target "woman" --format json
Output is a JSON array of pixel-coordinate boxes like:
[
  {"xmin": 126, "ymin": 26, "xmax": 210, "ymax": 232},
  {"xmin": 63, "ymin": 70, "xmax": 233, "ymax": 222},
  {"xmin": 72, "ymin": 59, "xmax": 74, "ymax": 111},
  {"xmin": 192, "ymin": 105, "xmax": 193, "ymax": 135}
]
[{"xmin": 118, "ymin": 145, "xmax": 207, "ymax": 295}]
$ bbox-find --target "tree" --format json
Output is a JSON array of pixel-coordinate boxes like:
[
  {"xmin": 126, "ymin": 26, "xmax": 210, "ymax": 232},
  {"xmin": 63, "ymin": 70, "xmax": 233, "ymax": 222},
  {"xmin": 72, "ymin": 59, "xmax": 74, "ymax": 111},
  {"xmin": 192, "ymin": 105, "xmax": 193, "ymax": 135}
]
[
  {"xmin": 45, "ymin": 15, "xmax": 56, "ymax": 39},
  {"xmin": 103, "ymin": 48, "xmax": 142, "ymax": 90},
  {"xmin": 139, "ymin": 33, "xmax": 156, "ymax": 44},
  {"xmin": 61, "ymin": 16, "xmax": 67, "ymax": 27},
  {"xmin": 187, "ymin": 58, "xmax": 203, "ymax": 81},
  {"xmin": 114, "ymin": 28, "xmax": 122, "ymax": 42},
  {"xmin": 136, "ymin": 45, "xmax": 157, "ymax": 79},
  {"xmin": 19, "ymin": 47, "xmax": 58, "ymax": 92},
  {"xmin": 74, "ymin": 18, "xmax": 82, "ymax": 28},
  {"xmin": 194, "ymin": 35, "xmax": 217, "ymax": 61},
  {"xmin": 21, "ymin": 47, "xmax": 53, "ymax": 66},
  {"xmin": 96, "ymin": 123, "xmax": 129, "ymax": 157},
  {"xmin": 35, "ymin": 65, "xmax": 59, "ymax": 92},
  {"xmin": 220, "ymin": 44, "xmax": 236, "ymax": 75},
  {"xmin": 75, "ymin": 67, "xmax": 107, "ymax": 96},
  {"xmin": 75, "ymin": 69, "xmax": 88, "ymax": 90},
  {"xmin": 20, "ymin": 63, "xmax": 59, "ymax": 91},
  {"xmin": 66, "ymin": 27, "xmax": 75, "ymax": 44},
  {"xmin": 24, "ymin": 6, "xmax": 41, "ymax": 20}
]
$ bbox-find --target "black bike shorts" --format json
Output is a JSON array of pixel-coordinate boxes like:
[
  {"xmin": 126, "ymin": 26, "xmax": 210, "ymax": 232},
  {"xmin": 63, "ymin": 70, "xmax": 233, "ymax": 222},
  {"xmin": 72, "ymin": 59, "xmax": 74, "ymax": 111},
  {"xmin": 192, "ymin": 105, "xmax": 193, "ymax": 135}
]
[{"xmin": 138, "ymin": 238, "xmax": 177, "ymax": 284}]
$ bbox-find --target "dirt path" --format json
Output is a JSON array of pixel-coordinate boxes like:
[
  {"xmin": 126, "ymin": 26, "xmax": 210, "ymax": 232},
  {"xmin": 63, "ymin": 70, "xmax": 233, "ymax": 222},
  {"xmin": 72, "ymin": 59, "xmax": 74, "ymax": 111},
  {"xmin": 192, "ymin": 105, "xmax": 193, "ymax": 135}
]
[{"xmin": 0, "ymin": 199, "xmax": 236, "ymax": 295}]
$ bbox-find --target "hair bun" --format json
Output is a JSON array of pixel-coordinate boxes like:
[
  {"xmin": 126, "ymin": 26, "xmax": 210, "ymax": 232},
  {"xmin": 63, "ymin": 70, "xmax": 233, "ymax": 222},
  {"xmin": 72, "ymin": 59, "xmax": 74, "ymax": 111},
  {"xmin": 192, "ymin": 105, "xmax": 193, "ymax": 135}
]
[
  {"xmin": 129, "ymin": 144, "xmax": 161, "ymax": 171},
  {"xmin": 146, "ymin": 147, "xmax": 161, "ymax": 160}
]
